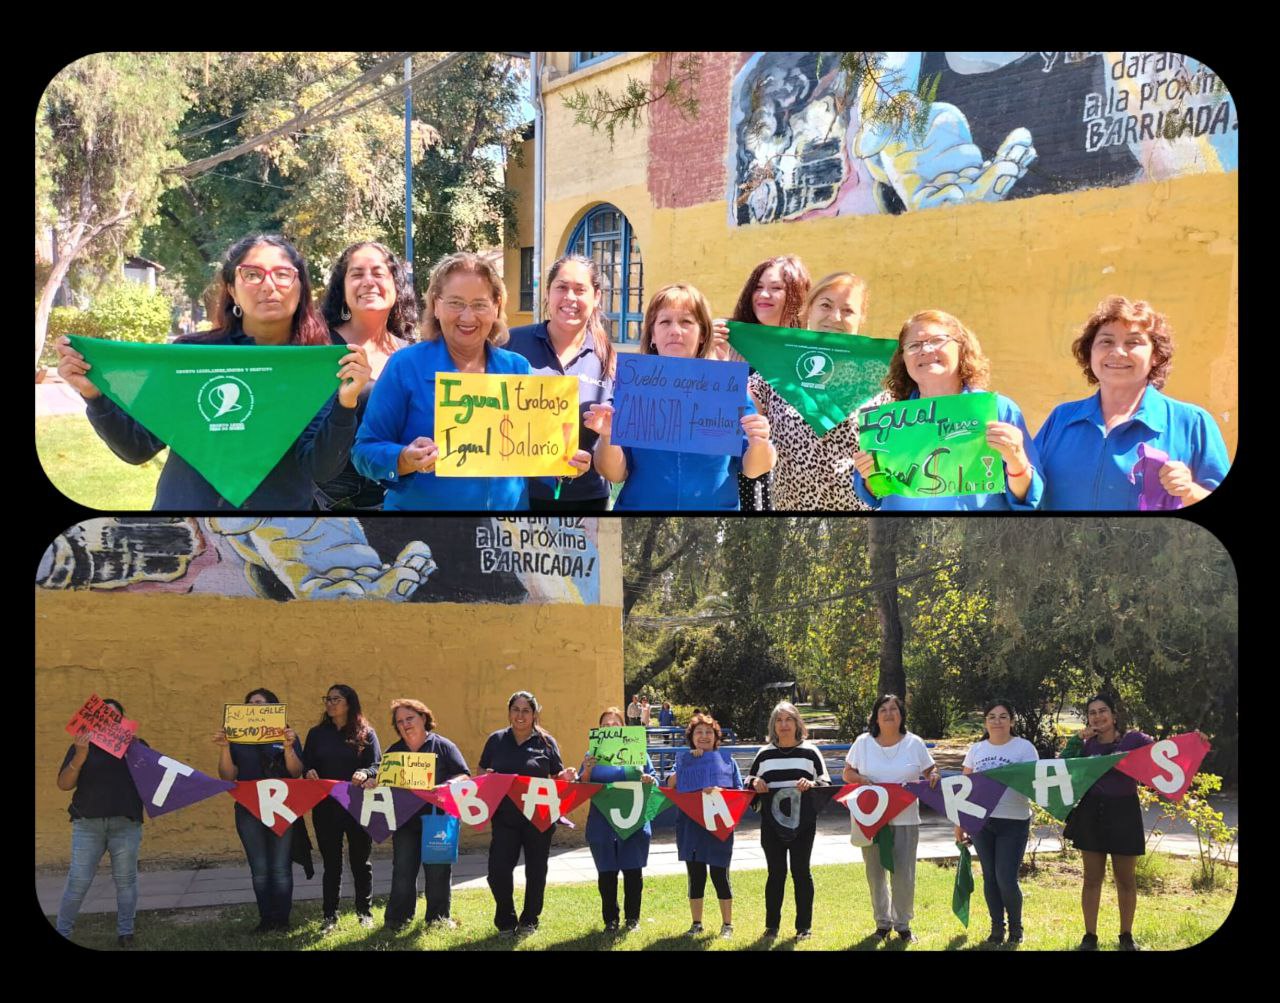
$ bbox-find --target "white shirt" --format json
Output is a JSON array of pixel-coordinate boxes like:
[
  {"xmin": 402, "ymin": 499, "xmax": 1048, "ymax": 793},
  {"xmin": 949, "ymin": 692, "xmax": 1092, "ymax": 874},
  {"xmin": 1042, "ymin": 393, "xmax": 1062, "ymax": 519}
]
[
  {"xmin": 963, "ymin": 737, "xmax": 1039, "ymax": 819},
  {"xmin": 845, "ymin": 732, "xmax": 935, "ymax": 826}
]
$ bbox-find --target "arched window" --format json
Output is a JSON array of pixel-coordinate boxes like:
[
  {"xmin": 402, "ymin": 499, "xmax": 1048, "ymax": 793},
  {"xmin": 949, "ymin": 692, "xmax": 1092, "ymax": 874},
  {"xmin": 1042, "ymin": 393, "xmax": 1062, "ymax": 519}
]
[{"xmin": 566, "ymin": 204, "xmax": 643, "ymax": 345}]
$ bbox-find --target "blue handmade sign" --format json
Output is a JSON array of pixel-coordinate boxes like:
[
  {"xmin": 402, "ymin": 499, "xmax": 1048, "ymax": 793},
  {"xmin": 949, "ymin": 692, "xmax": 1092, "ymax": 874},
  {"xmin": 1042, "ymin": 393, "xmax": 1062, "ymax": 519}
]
[
  {"xmin": 611, "ymin": 355, "xmax": 750, "ymax": 457},
  {"xmin": 675, "ymin": 749, "xmax": 737, "ymax": 793}
]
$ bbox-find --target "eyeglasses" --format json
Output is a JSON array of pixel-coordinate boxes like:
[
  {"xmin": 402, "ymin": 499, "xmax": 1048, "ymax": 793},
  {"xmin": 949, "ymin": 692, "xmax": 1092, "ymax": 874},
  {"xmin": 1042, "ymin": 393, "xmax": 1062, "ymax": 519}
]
[
  {"xmin": 440, "ymin": 298, "xmax": 495, "ymax": 316},
  {"xmin": 237, "ymin": 264, "xmax": 299, "ymax": 289},
  {"xmin": 324, "ymin": 695, "xmax": 346, "ymax": 704},
  {"xmin": 903, "ymin": 336, "xmax": 954, "ymax": 356},
  {"xmin": 985, "ymin": 714, "xmax": 1012, "ymax": 722}
]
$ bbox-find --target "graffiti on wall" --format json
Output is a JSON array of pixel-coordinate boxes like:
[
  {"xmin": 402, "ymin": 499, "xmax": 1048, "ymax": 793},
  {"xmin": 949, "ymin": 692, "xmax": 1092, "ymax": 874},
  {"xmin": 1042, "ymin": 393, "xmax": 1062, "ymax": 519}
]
[
  {"xmin": 36, "ymin": 517, "xmax": 602, "ymax": 605},
  {"xmin": 728, "ymin": 51, "xmax": 1237, "ymax": 224}
]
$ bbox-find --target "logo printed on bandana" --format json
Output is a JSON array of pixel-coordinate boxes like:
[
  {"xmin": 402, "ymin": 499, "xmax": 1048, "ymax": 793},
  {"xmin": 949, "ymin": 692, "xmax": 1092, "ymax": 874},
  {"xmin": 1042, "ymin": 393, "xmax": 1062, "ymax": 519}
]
[
  {"xmin": 797, "ymin": 350, "xmax": 835, "ymax": 388},
  {"xmin": 198, "ymin": 376, "xmax": 255, "ymax": 430}
]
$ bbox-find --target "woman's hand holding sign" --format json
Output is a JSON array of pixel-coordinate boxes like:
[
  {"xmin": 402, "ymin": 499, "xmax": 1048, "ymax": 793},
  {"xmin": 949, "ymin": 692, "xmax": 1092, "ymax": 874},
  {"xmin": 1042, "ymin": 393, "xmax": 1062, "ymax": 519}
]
[
  {"xmin": 55, "ymin": 337, "xmax": 101, "ymax": 400},
  {"xmin": 336, "ymin": 345, "xmax": 372, "ymax": 409},
  {"xmin": 397, "ymin": 437, "xmax": 439, "ymax": 476},
  {"xmin": 583, "ymin": 403, "xmax": 614, "ymax": 437}
]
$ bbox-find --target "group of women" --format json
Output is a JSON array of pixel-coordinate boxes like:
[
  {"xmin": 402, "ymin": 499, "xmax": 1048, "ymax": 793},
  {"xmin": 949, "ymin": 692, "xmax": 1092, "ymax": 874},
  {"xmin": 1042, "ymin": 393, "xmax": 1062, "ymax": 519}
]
[
  {"xmin": 54, "ymin": 691, "xmax": 1160, "ymax": 950},
  {"xmin": 55, "ymin": 236, "xmax": 1229, "ymax": 512}
]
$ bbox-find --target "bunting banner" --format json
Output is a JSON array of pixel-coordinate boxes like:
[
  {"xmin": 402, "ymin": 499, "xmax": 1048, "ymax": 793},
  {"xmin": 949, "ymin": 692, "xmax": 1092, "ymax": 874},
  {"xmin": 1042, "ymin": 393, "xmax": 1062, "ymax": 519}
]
[
  {"xmin": 757, "ymin": 786, "xmax": 843, "ymax": 843},
  {"xmin": 65, "ymin": 694, "xmax": 138, "ymax": 758},
  {"xmin": 68, "ymin": 337, "xmax": 349, "ymax": 507},
  {"xmin": 505, "ymin": 777, "xmax": 602, "ymax": 832},
  {"xmin": 903, "ymin": 772, "xmax": 1009, "ymax": 838},
  {"xmin": 328, "ymin": 783, "xmax": 430, "ymax": 843},
  {"xmin": 610, "ymin": 354, "xmax": 751, "ymax": 456},
  {"xmin": 1113, "ymin": 733, "xmax": 1211, "ymax": 801},
  {"xmin": 835, "ymin": 783, "xmax": 918, "ymax": 841},
  {"xmin": 124, "ymin": 741, "xmax": 234, "ymax": 818},
  {"xmin": 594, "ymin": 782, "xmax": 672, "ymax": 840},
  {"xmin": 413, "ymin": 773, "xmax": 516, "ymax": 831},
  {"xmin": 229, "ymin": 778, "xmax": 339, "ymax": 835},
  {"xmin": 433, "ymin": 372, "xmax": 580, "ymax": 477},
  {"xmin": 727, "ymin": 321, "xmax": 896, "ymax": 434},
  {"xmin": 857, "ymin": 392, "xmax": 1006, "ymax": 499},
  {"xmin": 665, "ymin": 788, "xmax": 758, "ymax": 841},
  {"xmin": 982, "ymin": 754, "xmax": 1126, "ymax": 820},
  {"xmin": 953, "ymin": 841, "xmax": 974, "ymax": 928}
]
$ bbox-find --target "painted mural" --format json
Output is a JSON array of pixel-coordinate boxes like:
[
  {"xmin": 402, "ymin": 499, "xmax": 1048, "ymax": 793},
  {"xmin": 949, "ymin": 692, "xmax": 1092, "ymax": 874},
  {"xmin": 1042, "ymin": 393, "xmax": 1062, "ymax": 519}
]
[
  {"xmin": 729, "ymin": 51, "xmax": 1237, "ymax": 224},
  {"xmin": 36, "ymin": 517, "xmax": 602, "ymax": 605}
]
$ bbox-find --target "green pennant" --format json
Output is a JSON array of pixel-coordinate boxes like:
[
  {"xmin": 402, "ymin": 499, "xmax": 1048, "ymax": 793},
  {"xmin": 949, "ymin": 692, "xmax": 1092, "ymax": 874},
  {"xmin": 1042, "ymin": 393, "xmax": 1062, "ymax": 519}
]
[
  {"xmin": 726, "ymin": 321, "xmax": 896, "ymax": 435},
  {"xmin": 70, "ymin": 337, "xmax": 349, "ymax": 507},
  {"xmin": 874, "ymin": 824, "xmax": 895, "ymax": 873},
  {"xmin": 982, "ymin": 753, "xmax": 1127, "ymax": 821},
  {"xmin": 593, "ymin": 782, "xmax": 671, "ymax": 840},
  {"xmin": 952, "ymin": 841, "xmax": 973, "ymax": 928}
]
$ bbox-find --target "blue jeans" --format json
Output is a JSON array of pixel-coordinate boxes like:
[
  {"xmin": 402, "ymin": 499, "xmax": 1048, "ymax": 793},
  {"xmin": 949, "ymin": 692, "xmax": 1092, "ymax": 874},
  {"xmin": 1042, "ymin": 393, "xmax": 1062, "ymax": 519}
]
[
  {"xmin": 971, "ymin": 815, "xmax": 1030, "ymax": 933},
  {"xmin": 234, "ymin": 804, "xmax": 294, "ymax": 926},
  {"xmin": 385, "ymin": 813, "xmax": 453, "ymax": 927},
  {"xmin": 56, "ymin": 816, "xmax": 143, "ymax": 937}
]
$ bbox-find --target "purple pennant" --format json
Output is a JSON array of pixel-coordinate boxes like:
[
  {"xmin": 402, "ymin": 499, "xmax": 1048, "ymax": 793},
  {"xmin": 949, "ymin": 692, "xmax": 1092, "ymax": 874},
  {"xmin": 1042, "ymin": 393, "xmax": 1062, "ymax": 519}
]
[
  {"xmin": 1130, "ymin": 442, "xmax": 1182, "ymax": 511},
  {"xmin": 328, "ymin": 784, "xmax": 429, "ymax": 843},
  {"xmin": 124, "ymin": 740, "xmax": 235, "ymax": 818},
  {"xmin": 904, "ymin": 773, "xmax": 1008, "ymax": 838}
]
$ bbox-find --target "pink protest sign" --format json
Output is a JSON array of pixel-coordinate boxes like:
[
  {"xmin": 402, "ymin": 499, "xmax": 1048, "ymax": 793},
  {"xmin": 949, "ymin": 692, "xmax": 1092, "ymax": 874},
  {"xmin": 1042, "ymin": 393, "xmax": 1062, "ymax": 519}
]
[{"xmin": 65, "ymin": 695, "xmax": 139, "ymax": 758}]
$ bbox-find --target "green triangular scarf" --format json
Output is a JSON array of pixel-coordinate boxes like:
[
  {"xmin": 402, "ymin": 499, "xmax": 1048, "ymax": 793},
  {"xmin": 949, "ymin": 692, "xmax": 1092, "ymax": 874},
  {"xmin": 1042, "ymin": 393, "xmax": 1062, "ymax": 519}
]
[
  {"xmin": 593, "ymin": 779, "xmax": 671, "ymax": 840},
  {"xmin": 982, "ymin": 753, "xmax": 1126, "ymax": 820},
  {"xmin": 952, "ymin": 841, "xmax": 973, "ymax": 927},
  {"xmin": 71, "ymin": 337, "xmax": 348, "ymax": 507},
  {"xmin": 873, "ymin": 824, "xmax": 895, "ymax": 872}
]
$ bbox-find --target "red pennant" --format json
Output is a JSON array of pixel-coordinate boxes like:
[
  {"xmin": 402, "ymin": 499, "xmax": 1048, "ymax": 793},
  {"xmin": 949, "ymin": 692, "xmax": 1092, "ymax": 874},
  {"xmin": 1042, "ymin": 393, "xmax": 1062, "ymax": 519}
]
[
  {"xmin": 229, "ymin": 779, "xmax": 339, "ymax": 835},
  {"xmin": 505, "ymin": 778, "xmax": 602, "ymax": 832},
  {"xmin": 835, "ymin": 783, "xmax": 917, "ymax": 840},
  {"xmin": 1114, "ymin": 732, "xmax": 1211, "ymax": 801},
  {"xmin": 413, "ymin": 773, "xmax": 516, "ymax": 831},
  {"xmin": 664, "ymin": 788, "xmax": 757, "ymax": 841}
]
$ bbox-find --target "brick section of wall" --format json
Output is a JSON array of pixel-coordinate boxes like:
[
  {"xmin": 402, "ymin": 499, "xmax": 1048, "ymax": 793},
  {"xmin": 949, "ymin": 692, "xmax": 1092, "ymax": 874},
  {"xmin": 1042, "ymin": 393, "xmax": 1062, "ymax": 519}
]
[{"xmin": 648, "ymin": 52, "xmax": 743, "ymax": 210}]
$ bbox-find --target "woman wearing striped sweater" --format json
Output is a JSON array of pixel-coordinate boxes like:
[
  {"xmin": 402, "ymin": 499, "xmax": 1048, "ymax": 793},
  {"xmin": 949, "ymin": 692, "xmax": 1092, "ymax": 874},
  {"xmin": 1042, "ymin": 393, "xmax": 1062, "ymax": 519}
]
[{"xmin": 746, "ymin": 702, "xmax": 830, "ymax": 940}]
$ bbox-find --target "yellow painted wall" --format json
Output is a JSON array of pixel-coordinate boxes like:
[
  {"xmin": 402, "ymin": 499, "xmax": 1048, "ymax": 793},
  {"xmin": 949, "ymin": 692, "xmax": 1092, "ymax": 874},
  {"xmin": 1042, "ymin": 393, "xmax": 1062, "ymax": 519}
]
[
  {"xmin": 36, "ymin": 525, "xmax": 623, "ymax": 866},
  {"xmin": 528, "ymin": 52, "xmax": 1239, "ymax": 455},
  {"xmin": 505, "ymin": 138, "xmax": 535, "ymax": 330}
]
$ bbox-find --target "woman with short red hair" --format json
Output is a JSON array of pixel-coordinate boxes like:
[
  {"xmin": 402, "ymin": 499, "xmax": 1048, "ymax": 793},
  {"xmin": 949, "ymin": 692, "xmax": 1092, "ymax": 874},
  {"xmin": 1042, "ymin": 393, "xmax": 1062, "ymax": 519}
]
[{"xmin": 1035, "ymin": 296, "xmax": 1229, "ymax": 509}]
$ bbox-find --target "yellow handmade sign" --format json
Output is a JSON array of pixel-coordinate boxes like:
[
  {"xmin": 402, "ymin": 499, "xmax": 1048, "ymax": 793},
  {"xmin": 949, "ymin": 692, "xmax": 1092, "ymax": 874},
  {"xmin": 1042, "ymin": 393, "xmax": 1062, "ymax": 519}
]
[
  {"xmin": 434, "ymin": 373, "xmax": 579, "ymax": 477},
  {"xmin": 377, "ymin": 751, "xmax": 437, "ymax": 789},
  {"xmin": 223, "ymin": 703, "xmax": 288, "ymax": 745}
]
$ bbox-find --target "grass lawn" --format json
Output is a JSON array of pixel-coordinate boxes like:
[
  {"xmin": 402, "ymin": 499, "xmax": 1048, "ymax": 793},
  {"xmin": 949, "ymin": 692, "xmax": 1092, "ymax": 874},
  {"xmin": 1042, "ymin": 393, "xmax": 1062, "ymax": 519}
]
[
  {"xmin": 36, "ymin": 414, "xmax": 164, "ymax": 510},
  {"xmin": 49, "ymin": 854, "xmax": 1233, "ymax": 951}
]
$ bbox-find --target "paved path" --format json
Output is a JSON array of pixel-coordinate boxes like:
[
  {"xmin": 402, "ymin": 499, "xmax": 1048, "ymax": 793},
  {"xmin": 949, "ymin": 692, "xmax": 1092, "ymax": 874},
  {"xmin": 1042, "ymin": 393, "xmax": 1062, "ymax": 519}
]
[
  {"xmin": 36, "ymin": 803, "xmax": 1235, "ymax": 917},
  {"xmin": 36, "ymin": 378, "xmax": 87, "ymax": 417}
]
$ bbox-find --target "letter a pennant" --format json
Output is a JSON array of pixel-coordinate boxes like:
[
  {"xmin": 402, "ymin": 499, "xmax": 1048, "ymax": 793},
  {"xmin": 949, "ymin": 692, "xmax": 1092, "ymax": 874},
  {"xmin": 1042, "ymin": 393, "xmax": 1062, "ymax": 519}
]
[
  {"xmin": 665, "ymin": 788, "xmax": 758, "ymax": 840},
  {"xmin": 983, "ymin": 754, "xmax": 1125, "ymax": 820},
  {"xmin": 506, "ymin": 778, "xmax": 602, "ymax": 832},
  {"xmin": 1114, "ymin": 733, "xmax": 1211, "ymax": 802},
  {"xmin": 229, "ymin": 778, "xmax": 339, "ymax": 835},
  {"xmin": 835, "ymin": 783, "xmax": 917, "ymax": 840},
  {"xmin": 124, "ymin": 741, "xmax": 234, "ymax": 817}
]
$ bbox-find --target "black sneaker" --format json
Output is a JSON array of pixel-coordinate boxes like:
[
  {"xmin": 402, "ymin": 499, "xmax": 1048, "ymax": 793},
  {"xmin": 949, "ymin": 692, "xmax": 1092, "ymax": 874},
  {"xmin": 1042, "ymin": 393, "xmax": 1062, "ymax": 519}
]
[
  {"xmin": 897, "ymin": 928, "xmax": 917, "ymax": 943},
  {"xmin": 874, "ymin": 927, "xmax": 892, "ymax": 942},
  {"xmin": 763, "ymin": 928, "xmax": 778, "ymax": 940},
  {"xmin": 1008, "ymin": 928, "xmax": 1024, "ymax": 944},
  {"xmin": 117, "ymin": 934, "xmax": 134, "ymax": 949},
  {"xmin": 985, "ymin": 928, "xmax": 1006, "ymax": 945},
  {"xmin": 604, "ymin": 919, "xmax": 620, "ymax": 932},
  {"xmin": 1118, "ymin": 932, "xmax": 1140, "ymax": 951},
  {"xmin": 1078, "ymin": 933, "xmax": 1099, "ymax": 951},
  {"xmin": 516, "ymin": 921, "xmax": 539, "ymax": 936},
  {"xmin": 687, "ymin": 921, "xmax": 704, "ymax": 936},
  {"xmin": 625, "ymin": 919, "xmax": 641, "ymax": 932},
  {"xmin": 321, "ymin": 915, "xmax": 338, "ymax": 934},
  {"xmin": 796, "ymin": 930, "xmax": 812, "ymax": 941}
]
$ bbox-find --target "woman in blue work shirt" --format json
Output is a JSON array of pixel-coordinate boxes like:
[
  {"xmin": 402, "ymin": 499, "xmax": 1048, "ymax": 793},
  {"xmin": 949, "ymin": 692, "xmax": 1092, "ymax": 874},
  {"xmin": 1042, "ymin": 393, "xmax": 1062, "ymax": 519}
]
[
  {"xmin": 1034, "ymin": 296, "xmax": 1229, "ymax": 509},
  {"xmin": 351, "ymin": 253, "xmax": 590, "ymax": 510},
  {"xmin": 851, "ymin": 309, "xmax": 1042, "ymax": 510},
  {"xmin": 580, "ymin": 707, "xmax": 658, "ymax": 932},
  {"xmin": 507, "ymin": 254, "xmax": 615, "ymax": 511}
]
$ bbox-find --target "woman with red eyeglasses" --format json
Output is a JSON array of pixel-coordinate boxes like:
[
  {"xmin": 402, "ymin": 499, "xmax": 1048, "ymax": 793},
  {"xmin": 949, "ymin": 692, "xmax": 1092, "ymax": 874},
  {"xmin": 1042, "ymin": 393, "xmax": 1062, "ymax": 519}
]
[{"xmin": 55, "ymin": 234, "xmax": 371, "ymax": 509}]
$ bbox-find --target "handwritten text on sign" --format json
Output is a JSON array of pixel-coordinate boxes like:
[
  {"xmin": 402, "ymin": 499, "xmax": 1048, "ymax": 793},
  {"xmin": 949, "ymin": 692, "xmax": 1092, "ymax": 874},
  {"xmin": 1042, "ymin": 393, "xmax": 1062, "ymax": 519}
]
[
  {"xmin": 587, "ymin": 726, "xmax": 647, "ymax": 767},
  {"xmin": 857, "ymin": 393, "xmax": 1005, "ymax": 498},
  {"xmin": 377, "ymin": 752, "xmax": 437, "ymax": 790},
  {"xmin": 66, "ymin": 695, "xmax": 139, "ymax": 758},
  {"xmin": 223, "ymin": 704, "xmax": 287, "ymax": 744},
  {"xmin": 611, "ymin": 355, "xmax": 750, "ymax": 456},
  {"xmin": 434, "ymin": 373, "xmax": 579, "ymax": 477},
  {"xmin": 675, "ymin": 750, "xmax": 737, "ymax": 793}
]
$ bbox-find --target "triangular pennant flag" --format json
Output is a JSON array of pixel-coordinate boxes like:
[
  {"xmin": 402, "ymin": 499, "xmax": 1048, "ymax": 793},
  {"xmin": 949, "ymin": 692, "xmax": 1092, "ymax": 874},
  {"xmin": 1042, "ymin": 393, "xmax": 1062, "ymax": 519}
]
[
  {"xmin": 904, "ymin": 773, "xmax": 1008, "ymax": 838},
  {"xmin": 70, "ymin": 337, "xmax": 348, "ymax": 507},
  {"xmin": 229, "ymin": 778, "xmax": 339, "ymax": 835},
  {"xmin": 953, "ymin": 841, "xmax": 974, "ymax": 928},
  {"xmin": 1114, "ymin": 733, "xmax": 1211, "ymax": 801},
  {"xmin": 414, "ymin": 773, "xmax": 516, "ymax": 831},
  {"xmin": 124, "ymin": 741, "xmax": 234, "ymax": 817},
  {"xmin": 835, "ymin": 783, "xmax": 917, "ymax": 840},
  {"xmin": 593, "ymin": 782, "xmax": 671, "ymax": 840},
  {"xmin": 726, "ymin": 321, "xmax": 896, "ymax": 434},
  {"xmin": 757, "ymin": 786, "xmax": 843, "ymax": 841},
  {"xmin": 665, "ymin": 788, "xmax": 757, "ymax": 841},
  {"xmin": 327, "ymin": 784, "xmax": 429, "ymax": 844},
  {"xmin": 505, "ymin": 778, "xmax": 602, "ymax": 832},
  {"xmin": 982, "ymin": 754, "xmax": 1126, "ymax": 821}
]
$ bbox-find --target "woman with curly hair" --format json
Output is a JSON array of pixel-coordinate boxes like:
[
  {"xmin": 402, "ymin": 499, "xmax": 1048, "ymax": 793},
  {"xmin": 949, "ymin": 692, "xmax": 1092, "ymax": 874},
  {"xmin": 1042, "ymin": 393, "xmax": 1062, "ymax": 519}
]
[
  {"xmin": 315, "ymin": 241, "xmax": 417, "ymax": 510},
  {"xmin": 1034, "ymin": 296, "xmax": 1229, "ymax": 509},
  {"xmin": 55, "ymin": 234, "xmax": 371, "ymax": 509},
  {"xmin": 851, "ymin": 309, "xmax": 1042, "ymax": 510},
  {"xmin": 303, "ymin": 684, "xmax": 382, "ymax": 933}
]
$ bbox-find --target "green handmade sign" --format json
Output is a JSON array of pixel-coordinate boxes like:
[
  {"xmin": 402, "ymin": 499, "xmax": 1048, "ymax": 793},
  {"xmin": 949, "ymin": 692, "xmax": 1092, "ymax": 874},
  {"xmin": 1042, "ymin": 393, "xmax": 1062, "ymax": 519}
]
[
  {"xmin": 69, "ymin": 337, "xmax": 349, "ymax": 507},
  {"xmin": 857, "ymin": 392, "xmax": 1005, "ymax": 498},
  {"xmin": 587, "ymin": 726, "xmax": 647, "ymax": 767},
  {"xmin": 726, "ymin": 321, "xmax": 896, "ymax": 434}
]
